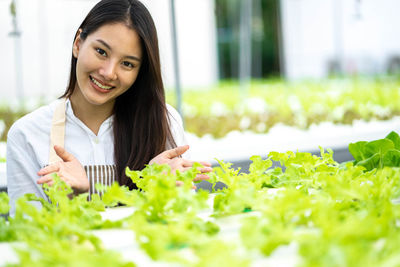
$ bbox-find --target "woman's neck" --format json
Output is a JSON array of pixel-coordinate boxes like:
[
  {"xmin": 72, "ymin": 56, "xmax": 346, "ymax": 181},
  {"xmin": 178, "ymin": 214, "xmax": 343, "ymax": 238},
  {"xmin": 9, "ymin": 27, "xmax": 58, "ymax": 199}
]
[{"xmin": 69, "ymin": 90, "xmax": 114, "ymax": 136}]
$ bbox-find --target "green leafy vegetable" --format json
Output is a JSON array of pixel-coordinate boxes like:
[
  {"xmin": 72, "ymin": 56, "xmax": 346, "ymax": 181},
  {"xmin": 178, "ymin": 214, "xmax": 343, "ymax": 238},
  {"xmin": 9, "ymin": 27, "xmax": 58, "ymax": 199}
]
[
  {"xmin": 0, "ymin": 192, "xmax": 9, "ymax": 214},
  {"xmin": 2, "ymin": 133, "xmax": 400, "ymax": 267},
  {"xmin": 349, "ymin": 131, "xmax": 400, "ymax": 170}
]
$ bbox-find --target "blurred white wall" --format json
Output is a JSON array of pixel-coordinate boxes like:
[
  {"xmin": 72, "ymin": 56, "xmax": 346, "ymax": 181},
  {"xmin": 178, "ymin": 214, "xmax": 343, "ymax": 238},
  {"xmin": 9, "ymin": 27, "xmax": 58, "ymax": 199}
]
[
  {"xmin": 280, "ymin": 0, "xmax": 400, "ymax": 80},
  {"xmin": 0, "ymin": 0, "xmax": 218, "ymax": 104}
]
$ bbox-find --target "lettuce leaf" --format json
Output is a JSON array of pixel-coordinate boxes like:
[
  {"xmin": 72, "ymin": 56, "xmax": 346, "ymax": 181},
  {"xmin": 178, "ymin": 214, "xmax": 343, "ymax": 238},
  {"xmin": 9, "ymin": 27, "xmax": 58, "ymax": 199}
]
[{"xmin": 349, "ymin": 131, "xmax": 400, "ymax": 170}]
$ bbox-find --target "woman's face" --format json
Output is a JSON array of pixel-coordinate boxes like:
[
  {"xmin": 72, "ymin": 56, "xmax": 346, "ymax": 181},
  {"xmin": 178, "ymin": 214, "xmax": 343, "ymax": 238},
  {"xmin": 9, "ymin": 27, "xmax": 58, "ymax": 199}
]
[{"xmin": 72, "ymin": 22, "xmax": 143, "ymax": 107}]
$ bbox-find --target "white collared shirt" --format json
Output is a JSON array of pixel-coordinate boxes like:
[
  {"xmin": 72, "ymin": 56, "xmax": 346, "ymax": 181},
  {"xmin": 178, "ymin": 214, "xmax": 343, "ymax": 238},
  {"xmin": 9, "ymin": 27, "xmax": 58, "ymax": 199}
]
[{"xmin": 6, "ymin": 99, "xmax": 188, "ymax": 216}]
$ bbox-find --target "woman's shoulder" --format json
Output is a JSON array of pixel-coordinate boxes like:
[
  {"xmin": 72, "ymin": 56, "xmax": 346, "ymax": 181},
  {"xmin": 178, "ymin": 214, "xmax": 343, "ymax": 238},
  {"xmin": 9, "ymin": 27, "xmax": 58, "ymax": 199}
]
[
  {"xmin": 166, "ymin": 103, "xmax": 183, "ymax": 126},
  {"xmin": 166, "ymin": 103, "xmax": 188, "ymax": 148},
  {"xmin": 7, "ymin": 100, "xmax": 60, "ymax": 142}
]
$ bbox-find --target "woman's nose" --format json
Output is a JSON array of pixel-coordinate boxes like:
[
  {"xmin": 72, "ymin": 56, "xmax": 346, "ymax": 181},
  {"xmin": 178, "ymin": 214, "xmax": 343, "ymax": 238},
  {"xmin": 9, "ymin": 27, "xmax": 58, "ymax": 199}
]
[{"xmin": 99, "ymin": 60, "xmax": 117, "ymax": 81}]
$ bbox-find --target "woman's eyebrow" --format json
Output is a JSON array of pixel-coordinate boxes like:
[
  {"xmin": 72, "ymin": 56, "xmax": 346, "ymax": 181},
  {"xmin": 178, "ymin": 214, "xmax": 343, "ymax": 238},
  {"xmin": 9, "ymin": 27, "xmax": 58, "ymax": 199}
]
[
  {"xmin": 95, "ymin": 39, "xmax": 141, "ymax": 62},
  {"xmin": 96, "ymin": 39, "xmax": 112, "ymax": 50}
]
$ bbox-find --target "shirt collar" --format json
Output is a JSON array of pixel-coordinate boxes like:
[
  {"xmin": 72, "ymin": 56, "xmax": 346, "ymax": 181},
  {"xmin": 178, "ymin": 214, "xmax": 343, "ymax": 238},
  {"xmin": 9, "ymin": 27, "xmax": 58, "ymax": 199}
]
[{"xmin": 65, "ymin": 98, "xmax": 114, "ymax": 136}]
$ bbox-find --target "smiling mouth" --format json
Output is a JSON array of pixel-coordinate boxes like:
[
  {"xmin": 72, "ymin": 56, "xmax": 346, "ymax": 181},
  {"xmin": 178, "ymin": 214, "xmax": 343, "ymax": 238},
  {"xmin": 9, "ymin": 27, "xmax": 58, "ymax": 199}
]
[{"xmin": 90, "ymin": 76, "xmax": 115, "ymax": 90}]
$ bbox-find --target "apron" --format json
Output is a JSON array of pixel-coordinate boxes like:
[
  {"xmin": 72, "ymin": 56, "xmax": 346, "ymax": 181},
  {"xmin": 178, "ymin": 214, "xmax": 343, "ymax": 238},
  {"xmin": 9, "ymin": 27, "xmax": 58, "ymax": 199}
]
[{"xmin": 49, "ymin": 98, "xmax": 116, "ymax": 200}]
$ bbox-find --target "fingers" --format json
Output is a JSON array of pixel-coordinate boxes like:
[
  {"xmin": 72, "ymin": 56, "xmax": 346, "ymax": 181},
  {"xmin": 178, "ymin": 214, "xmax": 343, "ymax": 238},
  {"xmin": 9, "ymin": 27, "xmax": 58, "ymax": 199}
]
[
  {"xmin": 182, "ymin": 166, "xmax": 213, "ymax": 173},
  {"xmin": 37, "ymin": 172, "xmax": 71, "ymax": 187},
  {"xmin": 54, "ymin": 145, "xmax": 75, "ymax": 162},
  {"xmin": 199, "ymin": 167, "xmax": 213, "ymax": 173},
  {"xmin": 182, "ymin": 159, "xmax": 194, "ymax": 168},
  {"xmin": 37, "ymin": 174, "xmax": 56, "ymax": 185},
  {"xmin": 37, "ymin": 176, "xmax": 70, "ymax": 188},
  {"xmin": 38, "ymin": 164, "xmax": 60, "ymax": 176},
  {"xmin": 164, "ymin": 145, "xmax": 189, "ymax": 159},
  {"xmin": 193, "ymin": 173, "xmax": 210, "ymax": 182},
  {"xmin": 198, "ymin": 161, "xmax": 212, "ymax": 167},
  {"xmin": 182, "ymin": 160, "xmax": 212, "ymax": 169}
]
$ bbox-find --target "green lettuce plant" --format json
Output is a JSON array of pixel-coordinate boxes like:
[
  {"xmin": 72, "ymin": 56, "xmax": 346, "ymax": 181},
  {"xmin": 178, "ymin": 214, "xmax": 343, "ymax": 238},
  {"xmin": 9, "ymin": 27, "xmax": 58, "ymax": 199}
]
[
  {"xmin": 2, "ymin": 132, "xmax": 400, "ymax": 266},
  {"xmin": 350, "ymin": 131, "xmax": 400, "ymax": 170}
]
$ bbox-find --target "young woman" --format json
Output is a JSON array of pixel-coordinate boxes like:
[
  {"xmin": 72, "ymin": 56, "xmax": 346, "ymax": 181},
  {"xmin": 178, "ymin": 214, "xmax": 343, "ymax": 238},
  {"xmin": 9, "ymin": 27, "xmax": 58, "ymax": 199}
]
[{"xmin": 6, "ymin": 0, "xmax": 211, "ymax": 216}]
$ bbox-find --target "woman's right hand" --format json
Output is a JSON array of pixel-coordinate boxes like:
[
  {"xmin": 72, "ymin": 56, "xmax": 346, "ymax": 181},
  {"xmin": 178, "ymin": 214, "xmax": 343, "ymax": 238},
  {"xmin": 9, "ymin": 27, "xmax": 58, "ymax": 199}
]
[
  {"xmin": 149, "ymin": 145, "xmax": 213, "ymax": 183},
  {"xmin": 37, "ymin": 145, "xmax": 89, "ymax": 193}
]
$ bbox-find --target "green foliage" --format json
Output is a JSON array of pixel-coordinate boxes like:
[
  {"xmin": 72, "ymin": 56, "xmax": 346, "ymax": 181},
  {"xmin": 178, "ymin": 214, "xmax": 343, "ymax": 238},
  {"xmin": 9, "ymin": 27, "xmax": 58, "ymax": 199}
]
[
  {"xmin": 130, "ymin": 212, "xmax": 220, "ymax": 263},
  {"xmin": 2, "ymin": 78, "xmax": 400, "ymax": 141},
  {"xmin": 2, "ymin": 133, "xmax": 400, "ymax": 266},
  {"xmin": 2, "ymin": 175, "xmax": 133, "ymax": 266},
  {"xmin": 239, "ymin": 152, "xmax": 400, "ymax": 267},
  {"xmin": 1, "ymin": 163, "xmax": 244, "ymax": 266},
  {"xmin": 350, "ymin": 131, "xmax": 400, "ymax": 170},
  {"xmin": 0, "ymin": 192, "xmax": 9, "ymax": 214},
  {"xmin": 166, "ymin": 77, "xmax": 400, "ymax": 138},
  {"xmin": 99, "ymin": 182, "xmax": 139, "ymax": 207},
  {"xmin": 0, "ymin": 108, "xmax": 28, "ymax": 142},
  {"xmin": 211, "ymin": 159, "xmax": 257, "ymax": 216},
  {"xmin": 9, "ymin": 238, "xmax": 136, "ymax": 267},
  {"xmin": 125, "ymin": 163, "xmax": 210, "ymax": 222},
  {"xmin": 192, "ymin": 240, "xmax": 251, "ymax": 267}
]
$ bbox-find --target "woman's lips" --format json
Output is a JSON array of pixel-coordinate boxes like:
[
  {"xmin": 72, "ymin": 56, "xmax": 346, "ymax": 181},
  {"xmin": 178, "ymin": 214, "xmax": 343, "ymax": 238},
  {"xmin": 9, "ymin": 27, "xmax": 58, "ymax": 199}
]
[{"xmin": 90, "ymin": 75, "xmax": 115, "ymax": 90}]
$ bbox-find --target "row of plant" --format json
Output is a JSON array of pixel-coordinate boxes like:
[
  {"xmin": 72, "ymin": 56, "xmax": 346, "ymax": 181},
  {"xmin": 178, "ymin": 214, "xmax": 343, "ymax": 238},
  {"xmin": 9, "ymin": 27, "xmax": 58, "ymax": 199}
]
[
  {"xmin": 1, "ymin": 77, "xmax": 399, "ymax": 142},
  {"xmin": 1, "ymin": 132, "xmax": 400, "ymax": 266},
  {"xmin": 167, "ymin": 76, "xmax": 400, "ymax": 138},
  {"xmin": 0, "ymin": 110, "xmax": 27, "ymax": 143},
  {"xmin": 0, "ymin": 96, "xmax": 49, "ymax": 142}
]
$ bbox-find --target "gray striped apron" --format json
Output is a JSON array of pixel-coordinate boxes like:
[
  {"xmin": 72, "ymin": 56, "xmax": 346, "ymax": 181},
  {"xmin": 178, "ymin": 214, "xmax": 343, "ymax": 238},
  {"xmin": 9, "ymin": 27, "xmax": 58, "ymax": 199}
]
[{"xmin": 49, "ymin": 98, "xmax": 116, "ymax": 200}]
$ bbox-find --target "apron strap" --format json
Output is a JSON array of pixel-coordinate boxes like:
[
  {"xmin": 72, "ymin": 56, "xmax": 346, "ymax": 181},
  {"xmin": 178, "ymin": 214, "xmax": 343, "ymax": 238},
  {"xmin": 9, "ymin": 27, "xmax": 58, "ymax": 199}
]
[{"xmin": 49, "ymin": 98, "xmax": 67, "ymax": 164}]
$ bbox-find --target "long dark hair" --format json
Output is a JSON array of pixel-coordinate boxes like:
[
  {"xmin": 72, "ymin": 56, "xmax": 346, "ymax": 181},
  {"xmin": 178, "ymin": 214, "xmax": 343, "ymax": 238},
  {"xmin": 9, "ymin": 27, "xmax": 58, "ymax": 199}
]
[{"xmin": 61, "ymin": 0, "xmax": 176, "ymax": 189}]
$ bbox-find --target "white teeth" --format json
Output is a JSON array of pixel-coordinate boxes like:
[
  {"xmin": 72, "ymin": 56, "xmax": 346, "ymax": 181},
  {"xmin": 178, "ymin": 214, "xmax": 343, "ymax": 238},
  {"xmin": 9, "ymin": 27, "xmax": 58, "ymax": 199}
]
[{"xmin": 91, "ymin": 76, "xmax": 112, "ymax": 90}]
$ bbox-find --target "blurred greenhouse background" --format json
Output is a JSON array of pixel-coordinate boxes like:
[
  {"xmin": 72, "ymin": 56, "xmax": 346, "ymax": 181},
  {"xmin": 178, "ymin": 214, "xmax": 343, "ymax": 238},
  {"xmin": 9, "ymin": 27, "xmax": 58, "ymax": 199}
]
[{"xmin": 1, "ymin": 0, "xmax": 400, "ymax": 180}]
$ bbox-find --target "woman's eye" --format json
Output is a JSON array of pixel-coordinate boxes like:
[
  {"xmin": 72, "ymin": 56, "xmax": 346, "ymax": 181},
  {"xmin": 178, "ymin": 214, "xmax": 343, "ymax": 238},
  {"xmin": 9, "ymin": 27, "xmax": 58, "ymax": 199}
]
[
  {"xmin": 96, "ymin": 48, "xmax": 107, "ymax": 57},
  {"xmin": 122, "ymin": 61, "xmax": 134, "ymax": 68}
]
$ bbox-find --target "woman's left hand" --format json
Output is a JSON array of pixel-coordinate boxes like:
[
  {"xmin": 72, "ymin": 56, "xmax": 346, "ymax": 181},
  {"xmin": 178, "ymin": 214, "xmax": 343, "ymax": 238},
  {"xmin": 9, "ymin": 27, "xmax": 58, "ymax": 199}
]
[
  {"xmin": 37, "ymin": 145, "xmax": 89, "ymax": 193},
  {"xmin": 149, "ymin": 145, "xmax": 213, "ymax": 183}
]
